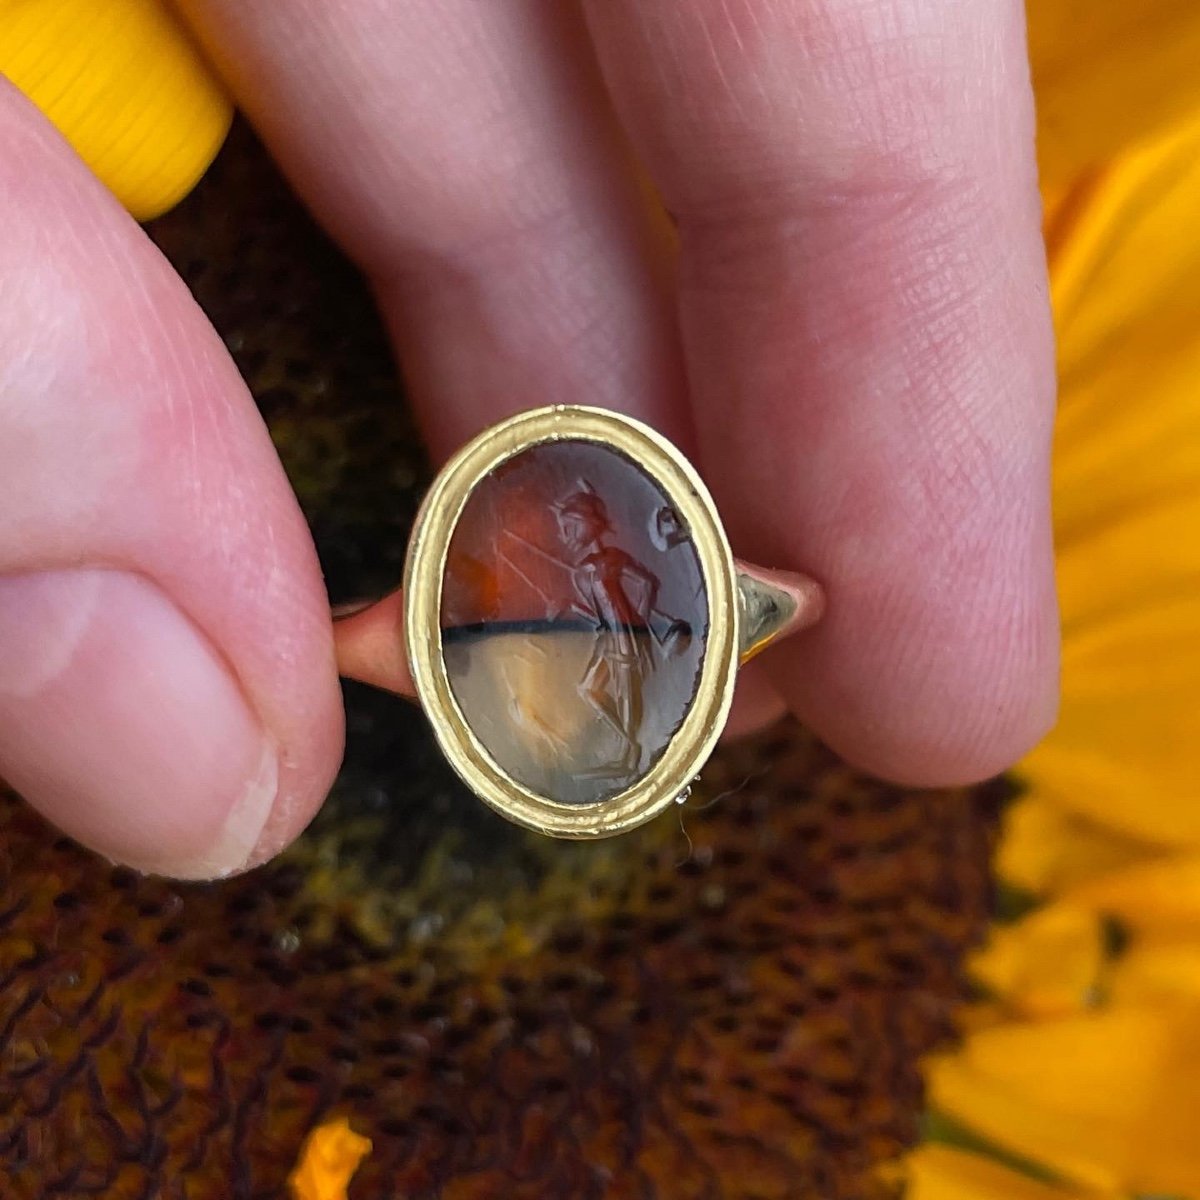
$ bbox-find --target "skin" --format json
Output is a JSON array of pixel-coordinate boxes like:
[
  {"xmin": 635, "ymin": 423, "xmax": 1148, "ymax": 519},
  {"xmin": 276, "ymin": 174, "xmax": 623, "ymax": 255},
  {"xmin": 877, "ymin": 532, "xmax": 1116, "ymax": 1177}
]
[{"xmin": 0, "ymin": 0, "xmax": 1059, "ymax": 879}]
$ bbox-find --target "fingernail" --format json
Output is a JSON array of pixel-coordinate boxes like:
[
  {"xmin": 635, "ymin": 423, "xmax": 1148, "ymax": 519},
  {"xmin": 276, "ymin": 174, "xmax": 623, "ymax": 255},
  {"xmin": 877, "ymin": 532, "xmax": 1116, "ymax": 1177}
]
[{"xmin": 0, "ymin": 568, "xmax": 278, "ymax": 879}]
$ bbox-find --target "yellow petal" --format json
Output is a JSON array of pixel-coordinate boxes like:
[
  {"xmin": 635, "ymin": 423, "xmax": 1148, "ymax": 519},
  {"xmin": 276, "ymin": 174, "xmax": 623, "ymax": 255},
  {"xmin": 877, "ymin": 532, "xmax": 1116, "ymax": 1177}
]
[
  {"xmin": 1070, "ymin": 853, "xmax": 1200, "ymax": 923},
  {"xmin": 1108, "ymin": 942, "xmax": 1200, "ymax": 1006},
  {"xmin": 996, "ymin": 796, "xmax": 1164, "ymax": 894},
  {"xmin": 1075, "ymin": 857, "xmax": 1200, "ymax": 1005},
  {"xmin": 972, "ymin": 907, "xmax": 1200, "ymax": 1016},
  {"xmin": 1019, "ymin": 589, "xmax": 1200, "ymax": 844},
  {"xmin": 1030, "ymin": 0, "xmax": 1200, "ymax": 188},
  {"xmin": 0, "ymin": 0, "xmax": 232, "ymax": 219},
  {"xmin": 1050, "ymin": 111, "xmax": 1200, "ymax": 538},
  {"xmin": 971, "ymin": 905, "xmax": 1105, "ymax": 1021},
  {"xmin": 979, "ymin": 855, "xmax": 1200, "ymax": 1015},
  {"xmin": 928, "ymin": 1005, "xmax": 1200, "ymax": 1195},
  {"xmin": 1019, "ymin": 109, "xmax": 1200, "ymax": 843},
  {"xmin": 288, "ymin": 1119, "xmax": 372, "ymax": 1200},
  {"xmin": 905, "ymin": 1143, "xmax": 1106, "ymax": 1200}
]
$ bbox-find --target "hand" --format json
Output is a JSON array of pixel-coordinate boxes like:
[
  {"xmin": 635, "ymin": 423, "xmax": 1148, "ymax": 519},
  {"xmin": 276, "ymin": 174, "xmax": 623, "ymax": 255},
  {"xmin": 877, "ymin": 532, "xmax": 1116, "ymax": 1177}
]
[{"xmin": 0, "ymin": 0, "xmax": 1058, "ymax": 879}]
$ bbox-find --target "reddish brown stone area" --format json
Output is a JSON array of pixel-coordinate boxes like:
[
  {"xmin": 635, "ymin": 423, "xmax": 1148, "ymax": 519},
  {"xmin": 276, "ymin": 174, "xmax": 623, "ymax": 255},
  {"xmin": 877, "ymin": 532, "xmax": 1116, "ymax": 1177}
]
[{"xmin": 441, "ymin": 441, "xmax": 708, "ymax": 804}]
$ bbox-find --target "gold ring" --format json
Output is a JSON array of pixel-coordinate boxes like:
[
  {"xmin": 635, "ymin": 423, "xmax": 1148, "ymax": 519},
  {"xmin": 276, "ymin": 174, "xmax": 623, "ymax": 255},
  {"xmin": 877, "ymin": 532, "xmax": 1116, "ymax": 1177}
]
[{"xmin": 335, "ymin": 405, "xmax": 824, "ymax": 839}]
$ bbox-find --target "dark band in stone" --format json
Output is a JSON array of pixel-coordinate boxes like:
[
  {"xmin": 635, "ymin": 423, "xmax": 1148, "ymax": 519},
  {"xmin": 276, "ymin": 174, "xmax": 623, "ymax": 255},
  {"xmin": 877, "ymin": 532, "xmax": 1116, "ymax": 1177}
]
[{"xmin": 442, "ymin": 618, "xmax": 693, "ymax": 644}]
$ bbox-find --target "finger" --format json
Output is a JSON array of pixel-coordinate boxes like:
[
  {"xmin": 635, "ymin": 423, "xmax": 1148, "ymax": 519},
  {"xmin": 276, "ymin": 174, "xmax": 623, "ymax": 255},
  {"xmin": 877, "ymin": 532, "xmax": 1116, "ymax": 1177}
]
[
  {"xmin": 178, "ymin": 0, "xmax": 791, "ymax": 734},
  {"xmin": 582, "ymin": 0, "xmax": 1060, "ymax": 784},
  {"xmin": 174, "ymin": 0, "xmax": 691, "ymax": 458},
  {"xmin": 0, "ymin": 86, "xmax": 342, "ymax": 878}
]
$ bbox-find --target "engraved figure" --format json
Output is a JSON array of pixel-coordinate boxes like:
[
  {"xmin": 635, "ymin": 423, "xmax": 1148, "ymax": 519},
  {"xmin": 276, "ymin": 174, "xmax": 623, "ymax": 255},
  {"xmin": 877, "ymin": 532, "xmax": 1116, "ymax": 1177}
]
[
  {"xmin": 498, "ymin": 482, "xmax": 690, "ymax": 782},
  {"xmin": 554, "ymin": 485, "xmax": 690, "ymax": 778},
  {"xmin": 552, "ymin": 488, "xmax": 653, "ymax": 775}
]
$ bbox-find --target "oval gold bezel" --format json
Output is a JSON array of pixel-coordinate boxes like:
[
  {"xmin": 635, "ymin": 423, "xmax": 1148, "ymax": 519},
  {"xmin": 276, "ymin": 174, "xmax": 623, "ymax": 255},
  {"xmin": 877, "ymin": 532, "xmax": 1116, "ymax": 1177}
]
[{"xmin": 403, "ymin": 405, "xmax": 739, "ymax": 839}]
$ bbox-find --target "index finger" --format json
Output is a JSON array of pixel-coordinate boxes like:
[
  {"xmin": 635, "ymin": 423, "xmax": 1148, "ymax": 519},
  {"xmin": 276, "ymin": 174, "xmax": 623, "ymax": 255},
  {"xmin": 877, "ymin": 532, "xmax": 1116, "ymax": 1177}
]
[{"xmin": 582, "ymin": 0, "xmax": 1060, "ymax": 784}]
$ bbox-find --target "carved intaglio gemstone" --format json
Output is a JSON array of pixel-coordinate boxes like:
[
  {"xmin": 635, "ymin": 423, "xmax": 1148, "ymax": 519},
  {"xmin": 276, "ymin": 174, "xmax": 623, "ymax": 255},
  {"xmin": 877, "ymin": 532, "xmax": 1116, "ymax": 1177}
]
[{"xmin": 441, "ymin": 440, "xmax": 708, "ymax": 805}]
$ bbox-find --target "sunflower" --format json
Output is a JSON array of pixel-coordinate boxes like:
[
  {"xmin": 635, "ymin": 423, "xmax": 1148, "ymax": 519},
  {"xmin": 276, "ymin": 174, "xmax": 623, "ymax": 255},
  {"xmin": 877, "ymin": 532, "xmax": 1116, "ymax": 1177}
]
[
  {"xmin": 2, "ymin": 3, "xmax": 1200, "ymax": 1200},
  {"xmin": 908, "ymin": 2, "xmax": 1200, "ymax": 1196}
]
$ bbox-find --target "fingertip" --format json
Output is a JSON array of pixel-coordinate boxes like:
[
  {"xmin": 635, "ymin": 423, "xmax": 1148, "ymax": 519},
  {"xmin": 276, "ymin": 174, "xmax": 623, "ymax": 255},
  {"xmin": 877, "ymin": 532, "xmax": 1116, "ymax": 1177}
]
[
  {"xmin": 828, "ymin": 695, "xmax": 1060, "ymax": 791},
  {"xmin": 773, "ymin": 597, "xmax": 1061, "ymax": 789}
]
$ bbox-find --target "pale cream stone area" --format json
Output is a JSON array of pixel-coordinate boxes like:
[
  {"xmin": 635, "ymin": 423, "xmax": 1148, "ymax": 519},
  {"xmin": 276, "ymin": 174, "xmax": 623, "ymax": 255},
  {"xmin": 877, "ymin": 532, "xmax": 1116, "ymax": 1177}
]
[{"xmin": 445, "ymin": 627, "xmax": 702, "ymax": 805}]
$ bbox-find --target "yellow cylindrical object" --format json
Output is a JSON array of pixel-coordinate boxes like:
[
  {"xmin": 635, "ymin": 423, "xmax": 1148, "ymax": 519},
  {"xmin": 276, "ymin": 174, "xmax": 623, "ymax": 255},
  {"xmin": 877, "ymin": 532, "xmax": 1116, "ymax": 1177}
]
[{"xmin": 0, "ymin": 0, "xmax": 232, "ymax": 219}]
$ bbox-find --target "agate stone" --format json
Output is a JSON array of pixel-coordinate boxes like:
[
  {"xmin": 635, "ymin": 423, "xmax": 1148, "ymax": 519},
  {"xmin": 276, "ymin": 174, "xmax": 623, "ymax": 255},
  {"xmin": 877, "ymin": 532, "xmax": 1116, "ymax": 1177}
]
[{"xmin": 441, "ymin": 440, "xmax": 708, "ymax": 805}]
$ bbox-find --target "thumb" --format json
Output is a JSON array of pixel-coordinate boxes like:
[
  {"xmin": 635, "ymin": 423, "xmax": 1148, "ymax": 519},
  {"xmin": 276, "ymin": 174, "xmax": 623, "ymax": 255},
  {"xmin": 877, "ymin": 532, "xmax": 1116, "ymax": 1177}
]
[{"xmin": 0, "ymin": 86, "xmax": 342, "ymax": 878}]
